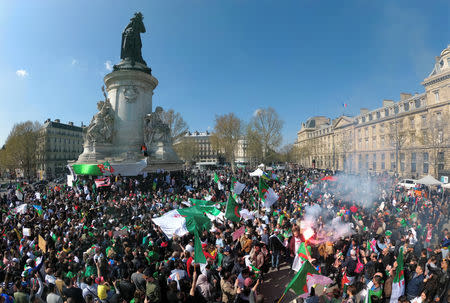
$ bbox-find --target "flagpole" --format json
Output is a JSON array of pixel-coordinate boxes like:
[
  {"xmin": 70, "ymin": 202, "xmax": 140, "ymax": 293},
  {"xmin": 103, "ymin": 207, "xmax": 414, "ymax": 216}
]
[{"xmin": 276, "ymin": 292, "xmax": 286, "ymax": 303}]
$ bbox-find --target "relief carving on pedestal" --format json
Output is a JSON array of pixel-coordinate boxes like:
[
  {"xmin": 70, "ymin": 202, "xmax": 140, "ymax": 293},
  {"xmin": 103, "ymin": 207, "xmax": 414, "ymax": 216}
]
[{"xmin": 123, "ymin": 86, "xmax": 139, "ymax": 103}]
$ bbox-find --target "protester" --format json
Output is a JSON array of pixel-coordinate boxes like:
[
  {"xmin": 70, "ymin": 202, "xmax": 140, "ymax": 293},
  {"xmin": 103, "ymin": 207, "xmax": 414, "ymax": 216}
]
[{"xmin": 1, "ymin": 166, "xmax": 449, "ymax": 303}]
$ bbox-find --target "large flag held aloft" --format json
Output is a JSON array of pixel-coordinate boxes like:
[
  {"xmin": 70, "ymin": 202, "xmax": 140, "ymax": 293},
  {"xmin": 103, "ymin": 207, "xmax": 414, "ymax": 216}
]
[
  {"xmin": 225, "ymin": 194, "xmax": 241, "ymax": 222},
  {"xmin": 389, "ymin": 247, "xmax": 405, "ymax": 303},
  {"xmin": 259, "ymin": 178, "xmax": 279, "ymax": 208},
  {"xmin": 283, "ymin": 261, "xmax": 332, "ymax": 298},
  {"xmin": 231, "ymin": 177, "xmax": 245, "ymax": 195}
]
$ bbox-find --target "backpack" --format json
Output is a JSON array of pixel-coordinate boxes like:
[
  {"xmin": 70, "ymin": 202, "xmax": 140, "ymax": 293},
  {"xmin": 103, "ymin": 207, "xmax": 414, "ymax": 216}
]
[{"xmin": 355, "ymin": 249, "xmax": 364, "ymax": 274}]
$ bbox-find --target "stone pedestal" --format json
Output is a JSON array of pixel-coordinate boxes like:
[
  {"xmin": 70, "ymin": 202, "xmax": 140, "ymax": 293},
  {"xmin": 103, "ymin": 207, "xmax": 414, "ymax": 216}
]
[{"xmin": 105, "ymin": 69, "xmax": 158, "ymax": 158}]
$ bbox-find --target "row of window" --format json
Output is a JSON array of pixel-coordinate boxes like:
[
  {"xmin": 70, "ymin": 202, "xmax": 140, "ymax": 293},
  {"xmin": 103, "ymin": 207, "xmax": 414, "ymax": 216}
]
[{"xmin": 358, "ymin": 98, "xmax": 425, "ymax": 124}]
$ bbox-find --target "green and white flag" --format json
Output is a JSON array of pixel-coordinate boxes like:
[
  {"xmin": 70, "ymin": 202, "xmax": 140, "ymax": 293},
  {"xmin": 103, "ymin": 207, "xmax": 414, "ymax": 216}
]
[
  {"xmin": 231, "ymin": 177, "xmax": 245, "ymax": 195},
  {"xmin": 259, "ymin": 178, "xmax": 278, "ymax": 208},
  {"xmin": 152, "ymin": 206, "xmax": 219, "ymax": 238},
  {"xmin": 390, "ymin": 247, "xmax": 405, "ymax": 303},
  {"xmin": 283, "ymin": 261, "xmax": 332, "ymax": 298},
  {"xmin": 213, "ymin": 172, "xmax": 219, "ymax": 183},
  {"xmin": 225, "ymin": 194, "xmax": 241, "ymax": 222},
  {"xmin": 194, "ymin": 229, "xmax": 207, "ymax": 265}
]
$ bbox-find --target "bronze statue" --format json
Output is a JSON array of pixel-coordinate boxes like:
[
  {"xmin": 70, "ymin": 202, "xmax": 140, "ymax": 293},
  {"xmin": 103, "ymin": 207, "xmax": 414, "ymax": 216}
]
[{"xmin": 120, "ymin": 12, "xmax": 147, "ymax": 66}]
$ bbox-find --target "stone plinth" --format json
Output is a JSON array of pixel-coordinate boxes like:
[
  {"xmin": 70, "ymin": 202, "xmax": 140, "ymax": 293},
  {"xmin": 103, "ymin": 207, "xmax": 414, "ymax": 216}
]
[{"xmin": 105, "ymin": 69, "xmax": 158, "ymax": 158}]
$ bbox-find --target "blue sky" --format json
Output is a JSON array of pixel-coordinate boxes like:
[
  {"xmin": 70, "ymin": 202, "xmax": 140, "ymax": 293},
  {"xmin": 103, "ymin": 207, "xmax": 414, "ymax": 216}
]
[{"xmin": 0, "ymin": 0, "xmax": 449, "ymax": 147}]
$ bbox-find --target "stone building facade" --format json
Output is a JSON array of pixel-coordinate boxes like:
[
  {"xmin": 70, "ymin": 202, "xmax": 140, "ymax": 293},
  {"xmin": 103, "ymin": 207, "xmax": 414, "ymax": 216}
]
[
  {"xmin": 36, "ymin": 119, "xmax": 84, "ymax": 179},
  {"xmin": 175, "ymin": 131, "xmax": 249, "ymax": 167},
  {"xmin": 295, "ymin": 45, "xmax": 450, "ymax": 179}
]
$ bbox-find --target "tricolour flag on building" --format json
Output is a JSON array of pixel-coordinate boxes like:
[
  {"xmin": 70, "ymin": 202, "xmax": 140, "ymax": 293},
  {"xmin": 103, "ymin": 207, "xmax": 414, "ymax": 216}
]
[
  {"xmin": 225, "ymin": 194, "xmax": 241, "ymax": 222},
  {"xmin": 283, "ymin": 261, "xmax": 332, "ymax": 298},
  {"xmin": 231, "ymin": 177, "xmax": 245, "ymax": 195},
  {"xmin": 390, "ymin": 247, "xmax": 405, "ymax": 303},
  {"xmin": 258, "ymin": 178, "xmax": 278, "ymax": 208}
]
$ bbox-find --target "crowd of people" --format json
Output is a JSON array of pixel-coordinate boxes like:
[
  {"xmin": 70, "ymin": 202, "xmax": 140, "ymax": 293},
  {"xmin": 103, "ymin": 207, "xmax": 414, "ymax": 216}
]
[{"xmin": 0, "ymin": 166, "xmax": 449, "ymax": 303}]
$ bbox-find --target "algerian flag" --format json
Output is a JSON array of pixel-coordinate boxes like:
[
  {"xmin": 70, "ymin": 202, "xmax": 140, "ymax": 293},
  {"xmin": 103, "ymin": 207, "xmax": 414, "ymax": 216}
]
[
  {"xmin": 225, "ymin": 194, "xmax": 241, "ymax": 222},
  {"xmin": 189, "ymin": 198, "xmax": 216, "ymax": 207},
  {"xmin": 259, "ymin": 178, "xmax": 278, "ymax": 208},
  {"xmin": 12, "ymin": 203, "xmax": 28, "ymax": 215},
  {"xmin": 213, "ymin": 172, "xmax": 219, "ymax": 183},
  {"xmin": 152, "ymin": 206, "xmax": 214, "ymax": 238},
  {"xmin": 194, "ymin": 229, "xmax": 207, "ymax": 265},
  {"xmin": 390, "ymin": 247, "xmax": 405, "ymax": 303},
  {"xmin": 363, "ymin": 282, "xmax": 383, "ymax": 303},
  {"xmin": 16, "ymin": 184, "xmax": 24, "ymax": 201},
  {"xmin": 231, "ymin": 177, "xmax": 245, "ymax": 195},
  {"xmin": 292, "ymin": 242, "xmax": 312, "ymax": 272},
  {"xmin": 283, "ymin": 261, "xmax": 332, "ymax": 298}
]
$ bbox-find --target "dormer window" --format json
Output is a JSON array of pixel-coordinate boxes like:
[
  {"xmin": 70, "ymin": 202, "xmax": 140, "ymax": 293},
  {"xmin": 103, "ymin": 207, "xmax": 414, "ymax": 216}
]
[
  {"xmin": 385, "ymin": 109, "xmax": 389, "ymax": 117},
  {"xmin": 404, "ymin": 103, "xmax": 409, "ymax": 111}
]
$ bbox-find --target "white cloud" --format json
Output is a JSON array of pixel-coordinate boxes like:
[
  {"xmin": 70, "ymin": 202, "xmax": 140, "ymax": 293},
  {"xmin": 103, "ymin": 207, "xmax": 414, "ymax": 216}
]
[
  {"xmin": 71, "ymin": 59, "xmax": 78, "ymax": 65},
  {"xmin": 253, "ymin": 108, "xmax": 262, "ymax": 117},
  {"xmin": 16, "ymin": 69, "xmax": 28, "ymax": 77},
  {"xmin": 105, "ymin": 60, "xmax": 113, "ymax": 71}
]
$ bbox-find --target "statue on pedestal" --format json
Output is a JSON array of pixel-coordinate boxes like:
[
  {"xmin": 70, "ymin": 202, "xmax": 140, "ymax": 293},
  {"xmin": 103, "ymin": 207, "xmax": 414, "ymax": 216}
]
[
  {"xmin": 120, "ymin": 12, "xmax": 146, "ymax": 66},
  {"xmin": 85, "ymin": 90, "xmax": 114, "ymax": 144}
]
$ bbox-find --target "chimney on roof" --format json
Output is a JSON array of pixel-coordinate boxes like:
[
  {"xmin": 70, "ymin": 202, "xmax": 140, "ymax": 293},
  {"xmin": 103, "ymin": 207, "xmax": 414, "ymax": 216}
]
[
  {"xmin": 383, "ymin": 100, "xmax": 395, "ymax": 107},
  {"xmin": 55, "ymin": 119, "xmax": 60, "ymax": 123},
  {"xmin": 68, "ymin": 122, "xmax": 74, "ymax": 126},
  {"xmin": 400, "ymin": 93, "xmax": 412, "ymax": 100},
  {"xmin": 360, "ymin": 108, "xmax": 369, "ymax": 115}
]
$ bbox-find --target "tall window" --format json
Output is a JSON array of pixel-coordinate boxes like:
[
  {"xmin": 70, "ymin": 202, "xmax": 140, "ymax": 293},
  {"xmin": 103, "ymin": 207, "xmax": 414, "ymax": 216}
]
[
  {"xmin": 409, "ymin": 118, "xmax": 415, "ymax": 129},
  {"xmin": 358, "ymin": 154, "xmax": 362, "ymax": 170},
  {"xmin": 372, "ymin": 136, "xmax": 377, "ymax": 149},
  {"xmin": 365, "ymin": 154, "xmax": 369, "ymax": 169},
  {"xmin": 411, "ymin": 152, "xmax": 416, "ymax": 173},
  {"xmin": 365, "ymin": 138, "xmax": 369, "ymax": 149},
  {"xmin": 381, "ymin": 153, "xmax": 385, "ymax": 170},
  {"xmin": 421, "ymin": 115, "xmax": 427, "ymax": 128},
  {"xmin": 423, "ymin": 152, "xmax": 429, "ymax": 174},
  {"xmin": 390, "ymin": 153, "xmax": 395, "ymax": 170},
  {"xmin": 434, "ymin": 91, "xmax": 439, "ymax": 102},
  {"xmin": 438, "ymin": 152, "xmax": 445, "ymax": 172},
  {"xmin": 400, "ymin": 153, "xmax": 405, "ymax": 172},
  {"xmin": 381, "ymin": 136, "xmax": 385, "ymax": 147},
  {"xmin": 372, "ymin": 154, "xmax": 376, "ymax": 170}
]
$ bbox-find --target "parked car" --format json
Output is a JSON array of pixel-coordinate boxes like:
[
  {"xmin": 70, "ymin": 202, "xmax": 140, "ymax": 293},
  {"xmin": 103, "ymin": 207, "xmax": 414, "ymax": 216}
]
[{"xmin": 397, "ymin": 179, "xmax": 417, "ymax": 189}]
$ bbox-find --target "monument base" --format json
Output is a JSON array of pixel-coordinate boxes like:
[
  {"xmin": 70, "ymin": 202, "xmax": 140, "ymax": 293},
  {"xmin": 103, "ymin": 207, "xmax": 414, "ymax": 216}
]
[{"xmin": 143, "ymin": 159, "xmax": 184, "ymax": 173}]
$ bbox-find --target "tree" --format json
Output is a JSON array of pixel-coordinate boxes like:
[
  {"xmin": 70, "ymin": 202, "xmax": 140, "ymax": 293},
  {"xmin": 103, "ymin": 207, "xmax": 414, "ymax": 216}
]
[
  {"xmin": 419, "ymin": 111, "xmax": 449, "ymax": 176},
  {"xmin": 2, "ymin": 121, "xmax": 41, "ymax": 179},
  {"xmin": 278, "ymin": 144, "xmax": 296, "ymax": 163},
  {"xmin": 245, "ymin": 124, "xmax": 263, "ymax": 166},
  {"xmin": 161, "ymin": 109, "xmax": 189, "ymax": 142},
  {"xmin": 173, "ymin": 137, "xmax": 199, "ymax": 165},
  {"xmin": 249, "ymin": 107, "xmax": 284, "ymax": 163},
  {"xmin": 210, "ymin": 113, "xmax": 242, "ymax": 171},
  {"xmin": 388, "ymin": 117, "xmax": 409, "ymax": 175}
]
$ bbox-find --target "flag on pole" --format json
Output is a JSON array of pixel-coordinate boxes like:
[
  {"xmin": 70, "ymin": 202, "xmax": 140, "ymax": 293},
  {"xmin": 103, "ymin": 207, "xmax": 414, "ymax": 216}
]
[
  {"xmin": 390, "ymin": 247, "xmax": 405, "ymax": 303},
  {"xmin": 213, "ymin": 172, "xmax": 219, "ymax": 183},
  {"xmin": 194, "ymin": 229, "xmax": 207, "ymax": 264},
  {"xmin": 32, "ymin": 205, "xmax": 43, "ymax": 216},
  {"xmin": 259, "ymin": 178, "xmax": 279, "ymax": 208},
  {"xmin": 152, "ymin": 206, "xmax": 214, "ymax": 239},
  {"xmin": 231, "ymin": 177, "xmax": 245, "ymax": 195},
  {"xmin": 225, "ymin": 194, "xmax": 241, "ymax": 222},
  {"xmin": 292, "ymin": 242, "xmax": 312, "ymax": 272},
  {"xmin": 283, "ymin": 261, "xmax": 332, "ymax": 297}
]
